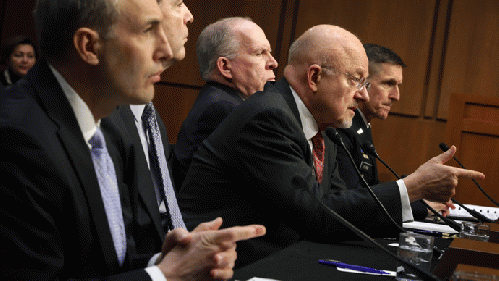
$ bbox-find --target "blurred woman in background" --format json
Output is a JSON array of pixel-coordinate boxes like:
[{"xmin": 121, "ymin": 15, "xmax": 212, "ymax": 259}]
[{"xmin": 1, "ymin": 35, "xmax": 37, "ymax": 88}]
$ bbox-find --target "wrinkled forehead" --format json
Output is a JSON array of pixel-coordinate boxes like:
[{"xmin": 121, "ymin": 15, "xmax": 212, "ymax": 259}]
[
  {"xmin": 333, "ymin": 44, "xmax": 369, "ymax": 76},
  {"xmin": 236, "ymin": 22, "xmax": 270, "ymax": 48}
]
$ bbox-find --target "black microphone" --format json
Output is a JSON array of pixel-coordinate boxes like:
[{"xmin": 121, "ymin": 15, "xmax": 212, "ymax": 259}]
[
  {"xmin": 326, "ymin": 129, "xmax": 405, "ymax": 233},
  {"xmin": 439, "ymin": 142, "xmax": 496, "ymax": 222},
  {"xmin": 362, "ymin": 142, "xmax": 401, "ymax": 179},
  {"xmin": 310, "ymin": 186, "xmax": 442, "ymax": 281},
  {"xmin": 362, "ymin": 142, "xmax": 462, "ymax": 232},
  {"xmin": 313, "ymin": 129, "xmax": 442, "ymax": 281}
]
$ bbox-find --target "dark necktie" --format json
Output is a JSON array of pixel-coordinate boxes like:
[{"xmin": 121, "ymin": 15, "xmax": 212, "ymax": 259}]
[
  {"xmin": 89, "ymin": 127, "xmax": 126, "ymax": 265},
  {"xmin": 312, "ymin": 131, "xmax": 325, "ymax": 184},
  {"xmin": 142, "ymin": 103, "xmax": 186, "ymax": 230}
]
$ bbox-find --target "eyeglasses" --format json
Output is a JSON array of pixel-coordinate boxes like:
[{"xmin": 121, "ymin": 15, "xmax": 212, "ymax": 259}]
[
  {"xmin": 343, "ymin": 72, "xmax": 371, "ymax": 91},
  {"xmin": 320, "ymin": 65, "xmax": 371, "ymax": 91}
]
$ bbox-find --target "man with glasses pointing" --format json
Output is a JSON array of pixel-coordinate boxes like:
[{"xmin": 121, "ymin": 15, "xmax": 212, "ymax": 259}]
[{"xmin": 178, "ymin": 25, "xmax": 485, "ymax": 267}]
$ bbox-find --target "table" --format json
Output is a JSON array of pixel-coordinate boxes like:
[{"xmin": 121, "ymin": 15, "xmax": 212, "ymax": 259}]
[{"xmin": 233, "ymin": 238, "xmax": 452, "ymax": 281}]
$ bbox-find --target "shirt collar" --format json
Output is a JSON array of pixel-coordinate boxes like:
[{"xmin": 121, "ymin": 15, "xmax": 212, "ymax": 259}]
[
  {"xmin": 289, "ymin": 86, "xmax": 319, "ymax": 141},
  {"xmin": 48, "ymin": 64, "xmax": 99, "ymax": 145},
  {"xmin": 129, "ymin": 104, "xmax": 146, "ymax": 123}
]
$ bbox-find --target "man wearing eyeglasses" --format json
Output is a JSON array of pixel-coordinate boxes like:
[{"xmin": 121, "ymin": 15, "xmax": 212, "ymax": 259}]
[
  {"xmin": 335, "ymin": 44, "xmax": 455, "ymax": 222},
  {"xmin": 178, "ymin": 25, "xmax": 484, "ymax": 267}
]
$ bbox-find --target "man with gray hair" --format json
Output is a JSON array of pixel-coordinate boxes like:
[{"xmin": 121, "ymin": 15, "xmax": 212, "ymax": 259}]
[
  {"xmin": 178, "ymin": 24, "xmax": 484, "ymax": 266},
  {"xmin": 0, "ymin": 0, "xmax": 265, "ymax": 280},
  {"xmin": 174, "ymin": 17, "xmax": 278, "ymax": 186}
]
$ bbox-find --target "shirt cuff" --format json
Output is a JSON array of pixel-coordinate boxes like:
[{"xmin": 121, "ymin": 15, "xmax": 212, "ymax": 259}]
[
  {"xmin": 145, "ymin": 266, "xmax": 167, "ymax": 281},
  {"xmin": 397, "ymin": 179, "xmax": 414, "ymax": 222}
]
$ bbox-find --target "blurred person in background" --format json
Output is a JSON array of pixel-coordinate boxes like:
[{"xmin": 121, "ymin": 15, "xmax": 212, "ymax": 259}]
[{"xmin": 1, "ymin": 35, "xmax": 37, "ymax": 88}]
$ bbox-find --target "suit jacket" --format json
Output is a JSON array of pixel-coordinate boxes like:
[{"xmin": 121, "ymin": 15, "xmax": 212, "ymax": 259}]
[
  {"xmin": 174, "ymin": 81, "xmax": 245, "ymax": 187},
  {"xmin": 336, "ymin": 109, "xmax": 429, "ymax": 221},
  {"xmin": 178, "ymin": 78, "xmax": 403, "ymax": 267},
  {"xmin": 337, "ymin": 110, "xmax": 378, "ymax": 188},
  {"xmin": 104, "ymin": 104, "xmax": 177, "ymax": 234},
  {"xmin": 0, "ymin": 61, "xmax": 156, "ymax": 280}
]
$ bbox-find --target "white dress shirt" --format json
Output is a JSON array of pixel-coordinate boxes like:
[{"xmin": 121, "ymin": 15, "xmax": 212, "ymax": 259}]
[{"xmin": 49, "ymin": 66, "xmax": 166, "ymax": 281}]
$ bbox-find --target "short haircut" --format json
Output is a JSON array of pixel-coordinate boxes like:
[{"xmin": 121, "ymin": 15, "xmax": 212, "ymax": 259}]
[
  {"xmin": 34, "ymin": 0, "xmax": 119, "ymax": 63},
  {"xmin": 196, "ymin": 17, "xmax": 253, "ymax": 81},
  {"xmin": 1, "ymin": 35, "xmax": 38, "ymax": 64},
  {"xmin": 363, "ymin": 43, "xmax": 406, "ymax": 76}
]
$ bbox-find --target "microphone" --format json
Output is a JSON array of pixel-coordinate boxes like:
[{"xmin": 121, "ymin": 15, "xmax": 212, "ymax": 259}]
[
  {"xmin": 310, "ymin": 186, "xmax": 442, "ymax": 281},
  {"xmin": 362, "ymin": 142, "xmax": 401, "ymax": 179},
  {"xmin": 327, "ymin": 129, "xmax": 445, "ymax": 275},
  {"xmin": 439, "ymin": 143, "xmax": 496, "ymax": 222},
  {"xmin": 326, "ymin": 129, "xmax": 405, "ymax": 233},
  {"xmin": 362, "ymin": 142, "xmax": 462, "ymax": 232}
]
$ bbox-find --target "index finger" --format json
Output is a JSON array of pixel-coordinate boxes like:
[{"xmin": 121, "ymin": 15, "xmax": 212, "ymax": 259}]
[
  {"xmin": 209, "ymin": 225, "xmax": 266, "ymax": 244},
  {"xmin": 454, "ymin": 167, "xmax": 485, "ymax": 179}
]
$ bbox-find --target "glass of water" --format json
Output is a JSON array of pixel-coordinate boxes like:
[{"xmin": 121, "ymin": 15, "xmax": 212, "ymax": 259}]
[
  {"xmin": 396, "ymin": 232, "xmax": 435, "ymax": 281},
  {"xmin": 460, "ymin": 221, "xmax": 491, "ymax": 242}
]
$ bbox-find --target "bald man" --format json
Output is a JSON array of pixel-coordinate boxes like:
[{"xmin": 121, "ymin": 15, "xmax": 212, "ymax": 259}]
[{"xmin": 178, "ymin": 25, "xmax": 484, "ymax": 266}]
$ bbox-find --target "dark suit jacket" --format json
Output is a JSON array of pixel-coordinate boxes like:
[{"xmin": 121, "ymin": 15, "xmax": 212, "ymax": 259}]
[
  {"xmin": 178, "ymin": 78, "xmax": 403, "ymax": 267},
  {"xmin": 336, "ymin": 109, "xmax": 428, "ymax": 221},
  {"xmin": 0, "ymin": 61, "xmax": 157, "ymax": 280},
  {"xmin": 105, "ymin": 105, "xmax": 177, "ymax": 234},
  {"xmin": 174, "ymin": 81, "xmax": 245, "ymax": 187}
]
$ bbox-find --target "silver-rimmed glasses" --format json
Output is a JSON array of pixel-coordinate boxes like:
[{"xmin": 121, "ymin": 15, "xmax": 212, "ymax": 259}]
[{"xmin": 320, "ymin": 65, "xmax": 371, "ymax": 91}]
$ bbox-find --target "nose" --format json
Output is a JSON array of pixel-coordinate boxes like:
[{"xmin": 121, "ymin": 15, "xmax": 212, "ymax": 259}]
[
  {"xmin": 267, "ymin": 54, "xmax": 278, "ymax": 70},
  {"xmin": 390, "ymin": 86, "xmax": 400, "ymax": 101},
  {"xmin": 354, "ymin": 87, "xmax": 369, "ymax": 103},
  {"xmin": 156, "ymin": 26, "xmax": 173, "ymax": 63},
  {"xmin": 185, "ymin": 7, "xmax": 194, "ymax": 24}
]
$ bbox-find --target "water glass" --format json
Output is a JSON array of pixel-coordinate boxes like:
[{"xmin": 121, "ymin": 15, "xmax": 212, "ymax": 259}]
[
  {"xmin": 460, "ymin": 221, "xmax": 491, "ymax": 242},
  {"xmin": 396, "ymin": 232, "xmax": 435, "ymax": 281}
]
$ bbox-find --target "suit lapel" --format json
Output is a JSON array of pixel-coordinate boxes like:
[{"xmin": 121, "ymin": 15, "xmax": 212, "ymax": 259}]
[
  {"xmin": 28, "ymin": 61, "xmax": 120, "ymax": 269},
  {"xmin": 117, "ymin": 106, "xmax": 164, "ymax": 238},
  {"xmin": 273, "ymin": 79, "xmax": 315, "ymax": 168}
]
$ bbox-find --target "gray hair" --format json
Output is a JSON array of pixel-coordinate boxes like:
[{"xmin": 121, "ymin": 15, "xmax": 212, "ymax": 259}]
[
  {"xmin": 34, "ymin": 0, "xmax": 119, "ymax": 63},
  {"xmin": 196, "ymin": 17, "xmax": 253, "ymax": 81}
]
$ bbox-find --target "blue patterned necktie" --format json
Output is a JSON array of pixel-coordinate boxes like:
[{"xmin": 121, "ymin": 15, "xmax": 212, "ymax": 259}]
[
  {"xmin": 142, "ymin": 103, "xmax": 186, "ymax": 230},
  {"xmin": 88, "ymin": 127, "xmax": 126, "ymax": 265}
]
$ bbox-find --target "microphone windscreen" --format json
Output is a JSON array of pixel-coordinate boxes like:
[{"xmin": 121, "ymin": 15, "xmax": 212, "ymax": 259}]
[
  {"xmin": 361, "ymin": 142, "xmax": 377, "ymax": 157},
  {"xmin": 439, "ymin": 142, "xmax": 450, "ymax": 152}
]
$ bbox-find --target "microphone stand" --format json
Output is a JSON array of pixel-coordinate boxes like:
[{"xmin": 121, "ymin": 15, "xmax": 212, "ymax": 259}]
[
  {"xmin": 362, "ymin": 143, "xmax": 462, "ymax": 232},
  {"xmin": 438, "ymin": 142, "xmax": 499, "ymax": 210}
]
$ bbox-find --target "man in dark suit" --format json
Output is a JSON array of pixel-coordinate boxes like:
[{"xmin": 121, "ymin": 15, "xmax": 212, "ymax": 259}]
[
  {"xmin": 336, "ymin": 44, "xmax": 454, "ymax": 221},
  {"xmin": 174, "ymin": 17, "xmax": 278, "ymax": 187},
  {"xmin": 0, "ymin": 0, "xmax": 265, "ymax": 280},
  {"xmin": 104, "ymin": 0, "xmax": 194, "ymax": 234},
  {"xmin": 178, "ymin": 24, "xmax": 485, "ymax": 267}
]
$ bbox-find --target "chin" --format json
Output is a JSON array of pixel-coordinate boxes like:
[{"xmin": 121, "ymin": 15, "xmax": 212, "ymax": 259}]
[{"xmin": 336, "ymin": 119, "xmax": 353, "ymax": 129}]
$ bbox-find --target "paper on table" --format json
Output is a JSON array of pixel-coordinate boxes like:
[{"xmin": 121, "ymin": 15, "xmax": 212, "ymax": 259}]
[
  {"xmin": 403, "ymin": 221, "xmax": 459, "ymax": 234},
  {"xmin": 448, "ymin": 204, "xmax": 499, "ymax": 221}
]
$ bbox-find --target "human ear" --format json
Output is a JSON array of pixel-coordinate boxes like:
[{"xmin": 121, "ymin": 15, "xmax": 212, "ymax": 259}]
[
  {"xmin": 216, "ymin": 57, "xmax": 233, "ymax": 79},
  {"xmin": 308, "ymin": 64, "xmax": 322, "ymax": 92},
  {"xmin": 73, "ymin": 27, "xmax": 102, "ymax": 65}
]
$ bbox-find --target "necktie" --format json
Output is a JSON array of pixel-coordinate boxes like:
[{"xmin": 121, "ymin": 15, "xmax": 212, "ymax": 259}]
[
  {"xmin": 142, "ymin": 102, "xmax": 186, "ymax": 230},
  {"xmin": 89, "ymin": 127, "xmax": 126, "ymax": 265},
  {"xmin": 312, "ymin": 131, "xmax": 325, "ymax": 184}
]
